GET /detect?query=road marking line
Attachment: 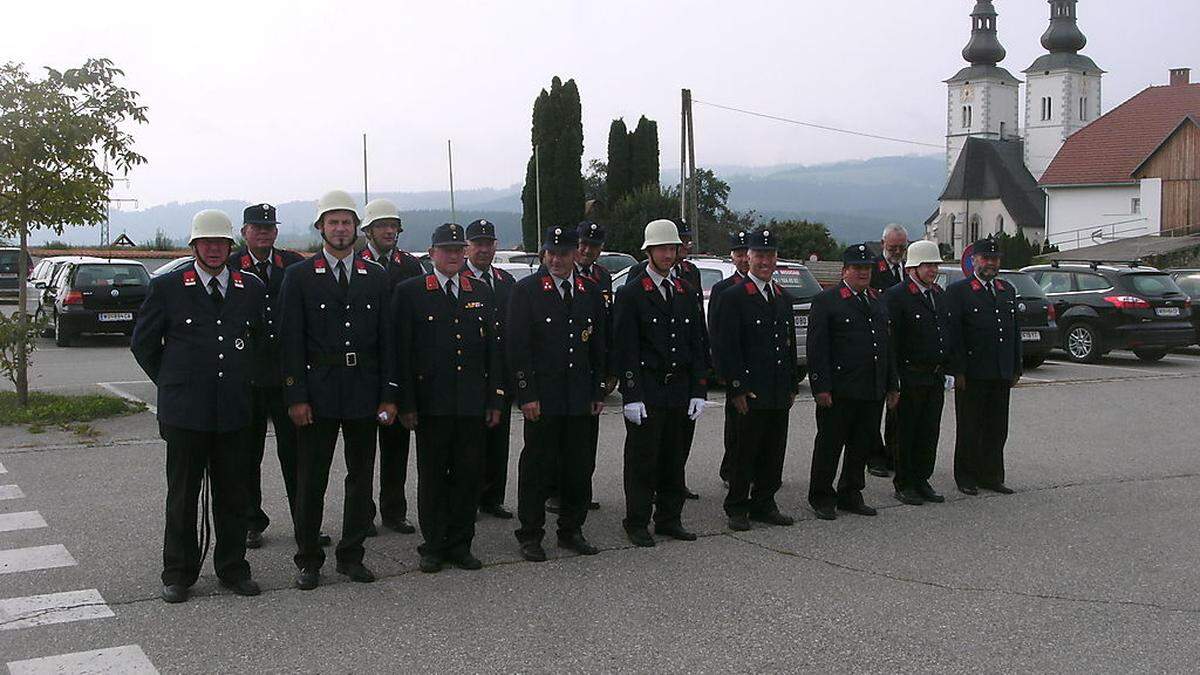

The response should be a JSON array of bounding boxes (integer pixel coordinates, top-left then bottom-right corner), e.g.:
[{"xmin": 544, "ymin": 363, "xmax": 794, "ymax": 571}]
[
  {"xmin": 1066, "ymin": 362, "xmax": 1162, "ymax": 375},
  {"xmin": 0, "ymin": 589, "xmax": 114, "ymax": 631},
  {"xmin": 0, "ymin": 462, "xmax": 6, "ymax": 473},
  {"xmin": 1018, "ymin": 375, "xmax": 1053, "ymax": 383},
  {"xmin": 7, "ymin": 645, "xmax": 158, "ymax": 675},
  {"xmin": 0, "ymin": 545, "xmax": 77, "ymax": 575},
  {"xmin": 0, "ymin": 485, "xmax": 25, "ymax": 501},
  {"xmin": 0, "ymin": 512, "xmax": 47, "ymax": 533},
  {"xmin": 96, "ymin": 380, "xmax": 152, "ymax": 385},
  {"xmin": 96, "ymin": 382, "xmax": 156, "ymax": 415}
]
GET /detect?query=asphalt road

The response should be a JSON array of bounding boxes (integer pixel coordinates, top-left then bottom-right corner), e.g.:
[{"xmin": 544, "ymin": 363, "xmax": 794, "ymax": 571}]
[{"xmin": 2, "ymin": 339, "xmax": 1200, "ymax": 672}]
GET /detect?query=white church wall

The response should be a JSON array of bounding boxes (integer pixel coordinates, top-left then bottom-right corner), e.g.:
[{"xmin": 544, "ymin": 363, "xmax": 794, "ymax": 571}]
[
  {"xmin": 934, "ymin": 199, "xmax": 1020, "ymax": 258},
  {"xmin": 1024, "ymin": 71, "xmax": 1103, "ymax": 179},
  {"xmin": 1045, "ymin": 184, "xmax": 1153, "ymax": 250}
]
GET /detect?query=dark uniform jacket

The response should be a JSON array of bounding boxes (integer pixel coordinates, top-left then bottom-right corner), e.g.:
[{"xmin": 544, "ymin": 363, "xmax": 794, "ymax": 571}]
[
  {"xmin": 278, "ymin": 254, "xmax": 397, "ymax": 419},
  {"xmin": 229, "ymin": 247, "xmax": 304, "ymax": 387},
  {"xmin": 131, "ymin": 265, "xmax": 266, "ymax": 432},
  {"xmin": 577, "ymin": 262, "xmax": 614, "ymax": 362},
  {"xmin": 612, "ymin": 273, "xmax": 707, "ymax": 407},
  {"xmin": 870, "ymin": 258, "xmax": 905, "ymax": 292},
  {"xmin": 707, "ymin": 271, "xmax": 744, "ymax": 374},
  {"xmin": 884, "ymin": 279, "xmax": 956, "ymax": 388},
  {"xmin": 945, "ymin": 275, "xmax": 1022, "ymax": 381},
  {"xmin": 393, "ymin": 272, "xmax": 503, "ymax": 417},
  {"xmin": 715, "ymin": 276, "xmax": 799, "ymax": 409},
  {"xmin": 806, "ymin": 282, "xmax": 897, "ymax": 401},
  {"xmin": 629, "ymin": 258, "xmax": 710, "ymax": 370},
  {"xmin": 463, "ymin": 264, "xmax": 517, "ymax": 392},
  {"xmin": 359, "ymin": 245, "xmax": 425, "ymax": 289},
  {"xmin": 507, "ymin": 272, "xmax": 605, "ymax": 416}
]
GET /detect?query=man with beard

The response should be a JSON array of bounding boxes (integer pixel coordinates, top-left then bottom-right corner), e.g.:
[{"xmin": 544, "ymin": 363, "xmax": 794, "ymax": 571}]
[
  {"xmin": 708, "ymin": 230, "xmax": 750, "ymax": 487},
  {"xmin": 867, "ymin": 223, "xmax": 909, "ymax": 478},
  {"xmin": 280, "ymin": 190, "xmax": 398, "ymax": 590}
]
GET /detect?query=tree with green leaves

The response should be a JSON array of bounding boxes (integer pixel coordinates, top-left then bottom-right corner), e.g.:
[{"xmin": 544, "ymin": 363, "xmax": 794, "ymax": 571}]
[
  {"xmin": 0, "ymin": 58, "xmax": 147, "ymax": 405},
  {"xmin": 605, "ymin": 184, "xmax": 680, "ymax": 257},
  {"xmin": 605, "ymin": 118, "xmax": 630, "ymax": 204},
  {"xmin": 767, "ymin": 219, "xmax": 841, "ymax": 261},
  {"xmin": 629, "ymin": 116, "xmax": 659, "ymax": 192},
  {"xmin": 520, "ymin": 76, "xmax": 584, "ymax": 251}
]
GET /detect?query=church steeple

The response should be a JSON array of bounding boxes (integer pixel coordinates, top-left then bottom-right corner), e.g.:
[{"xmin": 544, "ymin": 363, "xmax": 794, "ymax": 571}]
[
  {"xmin": 962, "ymin": 1, "xmax": 1006, "ymax": 67},
  {"xmin": 1042, "ymin": 0, "xmax": 1087, "ymax": 54}
]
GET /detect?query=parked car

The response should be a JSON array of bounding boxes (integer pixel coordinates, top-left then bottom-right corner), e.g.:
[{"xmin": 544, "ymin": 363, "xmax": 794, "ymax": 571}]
[
  {"xmin": 47, "ymin": 260, "xmax": 151, "ymax": 346},
  {"xmin": 152, "ymin": 255, "xmax": 195, "ymax": 277},
  {"xmin": 596, "ymin": 252, "xmax": 637, "ymax": 273},
  {"xmin": 28, "ymin": 256, "xmax": 108, "ymax": 323},
  {"xmin": 0, "ymin": 246, "xmax": 34, "ymax": 300},
  {"xmin": 935, "ymin": 266, "xmax": 1058, "ymax": 368},
  {"xmin": 415, "ymin": 251, "xmax": 538, "ymax": 277},
  {"xmin": 1166, "ymin": 269, "xmax": 1200, "ymax": 345},
  {"xmin": 1022, "ymin": 261, "xmax": 1193, "ymax": 362}
]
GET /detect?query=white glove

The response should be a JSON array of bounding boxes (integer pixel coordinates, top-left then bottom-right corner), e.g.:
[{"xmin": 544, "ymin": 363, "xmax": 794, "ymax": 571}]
[
  {"xmin": 687, "ymin": 398, "xmax": 707, "ymax": 421},
  {"xmin": 944, "ymin": 375, "xmax": 955, "ymax": 390},
  {"xmin": 623, "ymin": 402, "xmax": 647, "ymax": 425}
]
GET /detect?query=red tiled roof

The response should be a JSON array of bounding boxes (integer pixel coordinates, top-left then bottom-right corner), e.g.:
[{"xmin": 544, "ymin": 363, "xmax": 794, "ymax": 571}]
[{"xmin": 1039, "ymin": 83, "xmax": 1200, "ymax": 186}]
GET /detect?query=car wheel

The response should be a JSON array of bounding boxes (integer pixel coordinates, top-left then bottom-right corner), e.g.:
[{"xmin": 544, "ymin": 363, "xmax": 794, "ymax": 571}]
[
  {"xmin": 1063, "ymin": 322, "xmax": 1101, "ymax": 363},
  {"xmin": 54, "ymin": 313, "xmax": 73, "ymax": 347},
  {"xmin": 1022, "ymin": 354, "xmax": 1046, "ymax": 369},
  {"xmin": 1132, "ymin": 348, "xmax": 1167, "ymax": 362}
]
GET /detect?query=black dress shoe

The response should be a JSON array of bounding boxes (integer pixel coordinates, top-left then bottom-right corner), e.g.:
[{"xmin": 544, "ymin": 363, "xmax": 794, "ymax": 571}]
[
  {"xmin": 655, "ymin": 524, "xmax": 698, "ymax": 541},
  {"xmin": 958, "ymin": 484, "xmax": 979, "ymax": 496},
  {"xmin": 318, "ymin": 533, "xmax": 332, "ymax": 546},
  {"xmin": 837, "ymin": 501, "xmax": 878, "ymax": 516},
  {"xmin": 161, "ymin": 584, "xmax": 189, "ymax": 604},
  {"xmin": 545, "ymin": 497, "xmax": 562, "ymax": 514},
  {"xmin": 894, "ymin": 489, "xmax": 925, "ymax": 506},
  {"xmin": 587, "ymin": 501, "xmax": 601, "ymax": 510},
  {"xmin": 867, "ymin": 465, "xmax": 891, "ymax": 478},
  {"xmin": 419, "ymin": 554, "xmax": 443, "ymax": 573},
  {"xmin": 685, "ymin": 489, "xmax": 700, "ymax": 500},
  {"xmin": 450, "ymin": 553, "xmax": 483, "ymax": 570},
  {"xmin": 728, "ymin": 514, "xmax": 751, "ymax": 531},
  {"xmin": 382, "ymin": 518, "xmax": 417, "ymax": 534},
  {"xmin": 336, "ymin": 562, "xmax": 376, "ymax": 583},
  {"xmin": 295, "ymin": 568, "xmax": 320, "ymax": 590},
  {"xmin": 625, "ymin": 527, "xmax": 656, "ymax": 547},
  {"xmin": 751, "ymin": 511, "xmax": 796, "ymax": 526},
  {"xmin": 220, "ymin": 577, "xmax": 261, "ymax": 596},
  {"xmin": 520, "ymin": 541, "xmax": 547, "ymax": 562},
  {"xmin": 558, "ymin": 533, "xmax": 599, "ymax": 555},
  {"xmin": 917, "ymin": 483, "xmax": 945, "ymax": 503},
  {"xmin": 365, "ymin": 523, "xmax": 379, "ymax": 537},
  {"xmin": 981, "ymin": 482, "xmax": 1015, "ymax": 494},
  {"xmin": 811, "ymin": 504, "xmax": 837, "ymax": 520},
  {"xmin": 480, "ymin": 503, "xmax": 514, "ymax": 519}
]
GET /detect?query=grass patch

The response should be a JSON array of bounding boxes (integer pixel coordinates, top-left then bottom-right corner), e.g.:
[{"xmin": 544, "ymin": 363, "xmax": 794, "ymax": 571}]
[{"xmin": 0, "ymin": 391, "xmax": 145, "ymax": 430}]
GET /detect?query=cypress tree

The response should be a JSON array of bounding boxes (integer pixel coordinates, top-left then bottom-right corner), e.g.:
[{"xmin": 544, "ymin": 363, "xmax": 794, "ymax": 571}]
[
  {"xmin": 606, "ymin": 118, "xmax": 631, "ymax": 205},
  {"xmin": 520, "ymin": 77, "xmax": 585, "ymax": 250},
  {"xmin": 629, "ymin": 116, "xmax": 660, "ymax": 191}
]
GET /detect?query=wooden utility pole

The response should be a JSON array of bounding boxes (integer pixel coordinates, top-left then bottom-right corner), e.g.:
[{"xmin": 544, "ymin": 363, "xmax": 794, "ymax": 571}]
[
  {"xmin": 535, "ymin": 144, "xmax": 543, "ymax": 249},
  {"xmin": 362, "ymin": 133, "xmax": 369, "ymax": 204},
  {"xmin": 448, "ymin": 140, "xmax": 456, "ymax": 223},
  {"xmin": 680, "ymin": 89, "xmax": 699, "ymax": 252},
  {"xmin": 680, "ymin": 89, "xmax": 688, "ymax": 224}
]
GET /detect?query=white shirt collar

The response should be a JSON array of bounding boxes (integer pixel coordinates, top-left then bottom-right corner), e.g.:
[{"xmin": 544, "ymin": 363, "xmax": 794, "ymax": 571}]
[
  {"xmin": 909, "ymin": 274, "xmax": 932, "ymax": 293},
  {"xmin": 193, "ymin": 262, "xmax": 229, "ymax": 292},
  {"xmin": 247, "ymin": 248, "xmax": 272, "ymax": 266},
  {"xmin": 842, "ymin": 281, "xmax": 868, "ymax": 297},
  {"xmin": 549, "ymin": 270, "xmax": 574, "ymax": 297},
  {"xmin": 973, "ymin": 272, "xmax": 993, "ymax": 288},
  {"xmin": 433, "ymin": 267, "xmax": 459, "ymax": 292},
  {"xmin": 366, "ymin": 241, "xmax": 390, "ymax": 261},
  {"xmin": 467, "ymin": 260, "xmax": 492, "ymax": 278},
  {"xmin": 323, "ymin": 248, "xmax": 355, "ymax": 284},
  {"xmin": 645, "ymin": 264, "xmax": 669, "ymax": 288}
]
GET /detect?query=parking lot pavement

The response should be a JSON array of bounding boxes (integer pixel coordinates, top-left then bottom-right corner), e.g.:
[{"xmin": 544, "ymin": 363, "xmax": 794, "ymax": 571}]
[{"xmin": 2, "ymin": 340, "xmax": 1200, "ymax": 671}]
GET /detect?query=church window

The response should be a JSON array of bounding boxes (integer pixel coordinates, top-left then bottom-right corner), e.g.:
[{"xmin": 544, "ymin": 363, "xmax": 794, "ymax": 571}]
[
  {"xmin": 970, "ymin": 215, "xmax": 981, "ymax": 243},
  {"xmin": 962, "ymin": 105, "xmax": 973, "ymax": 128},
  {"xmin": 1041, "ymin": 97, "xmax": 1052, "ymax": 121},
  {"xmin": 1079, "ymin": 97, "xmax": 1087, "ymax": 120},
  {"xmin": 949, "ymin": 215, "xmax": 957, "ymax": 243},
  {"xmin": 997, "ymin": 215, "xmax": 1005, "ymax": 234},
  {"xmin": 1131, "ymin": 198, "xmax": 1141, "ymax": 215}
]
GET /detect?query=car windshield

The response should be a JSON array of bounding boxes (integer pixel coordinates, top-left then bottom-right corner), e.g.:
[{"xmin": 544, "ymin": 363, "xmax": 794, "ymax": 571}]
[
  {"xmin": 597, "ymin": 254, "xmax": 635, "ymax": 273},
  {"xmin": 773, "ymin": 267, "xmax": 821, "ymax": 298},
  {"xmin": 74, "ymin": 264, "xmax": 149, "ymax": 287},
  {"xmin": 0, "ymin": 250, "xmax": 18, "ymax": 274},
  {"xmin": 1174, "ymin": 274, "xmax": 1200, "ymax": 299},
  {"xmin": 1125, "ymin": 273, "xmax": 1182, "ymax": 297},
  {"xmin": 999, "ymin": 271, "xmax": 1044, "ymax": 298},
  {"xmin": 699, "ymin": 268, "xmax": 725, "ymax": 294}
]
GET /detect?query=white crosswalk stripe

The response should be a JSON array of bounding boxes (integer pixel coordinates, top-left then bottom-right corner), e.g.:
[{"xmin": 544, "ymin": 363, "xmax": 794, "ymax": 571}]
[
  {"xmin": 0, "ymin": 485, "xmax": 24, "ymax": 501},
  {"xmin": 0, "ymin": 512, "xmax": 48, "ymax": 534},
  {"xmin": 0, "ymin": 545, "xmax": 77, "ymax": 575},
  {"xmin": 0, "ymin": 589, "xmax": 114, "ymax": 631},
  {"xmin": 7, "ymin": 644, "xmax": 158, "ymax": 674}
]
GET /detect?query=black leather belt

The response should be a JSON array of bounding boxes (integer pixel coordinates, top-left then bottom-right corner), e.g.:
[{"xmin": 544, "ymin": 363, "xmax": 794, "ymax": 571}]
[
  {"xmin": 310, "ymin": 351, "xmax": 378, "ymax": 368},
  {"xmin": 903, "ymin": 363, "xmax": 945, "ymax": 375}
]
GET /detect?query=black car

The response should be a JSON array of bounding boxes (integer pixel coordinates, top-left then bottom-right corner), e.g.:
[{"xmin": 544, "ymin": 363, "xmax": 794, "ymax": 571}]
[
  {"xmin": 0, "ymin": 247, "xmax": 34, "ymax": 299},
  {"xmin": 936, "ymin": 267, "xmax": 1058, "ymax": 368},
  {"xmin": 1022, "ymin": 262, "xmax": 1193, "ymax": 362},
  {"xmin": 48, "ymin": 261, "xmax": 151, "ymax": 346},
  {"xmin": 1166, "ymin": 269, "xmax": 1200, "ymax": 345}
]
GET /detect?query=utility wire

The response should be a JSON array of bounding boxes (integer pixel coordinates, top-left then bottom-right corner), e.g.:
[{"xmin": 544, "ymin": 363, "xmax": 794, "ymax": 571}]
[{"xmin": 692, "ymin": 98, "xmax": 944, "ymax": 149}]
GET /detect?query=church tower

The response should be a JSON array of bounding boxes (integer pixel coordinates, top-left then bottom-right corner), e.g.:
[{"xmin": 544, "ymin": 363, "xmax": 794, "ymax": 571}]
[
  {"xmin": 1022, "ymin": 0, "xmax": 1104, "ymax": 180},
  {"xmin": 944, "ymin": 1, "xmax": 1021, "ymax": 177}
]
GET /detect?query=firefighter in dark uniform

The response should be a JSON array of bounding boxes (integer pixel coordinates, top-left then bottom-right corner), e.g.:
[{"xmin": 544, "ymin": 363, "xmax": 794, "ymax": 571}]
[
  {"xmin": 132, "ymin": 209, "xmax": 266, "ymax": 603},
  {"xmin": 393, "ymin": 223, "xmax": 504, "ymax": 574},
  {"xmin": 279, "ymin": 190, "xmax": 398, "ymax": 590},
  {"xmin": 806, "ymin": 243, "xmax": 899, "ymax": 520},
  {"xmin": 508, "ymin": 225, "xmax": 606, "ymax": 562},
  {"xmin": 946, "ymin": 236, "xmax": 1021, "ymax": 495},
  {"xmin": 708, "ymin": 230, "xmax": 750, "ymax": 487},
  {"xmin": 883, "ymin": 240, "xmax": 953, "ymax": 506},
  {"xmin": 359, "ymin": 198, "xmax": 424, "ymax": 535},
  {"xmin": 867, "ymin": 223, "xmax": 909, "ymax": 477},
  {"xmin": 613, "ymin": 219, "xmax": 708, "ymax": 547},
  {"xmin": 229, "ymin": 203, "xmax": 305, "ymax": 550},
  {"xmin": 462, "ymin": 218, "xmax": 518, "ymax": 520},
  {"xmin": 574, "ymin": 220, "xmax": 614, "ymax": 511},
  {"xmin": 715, "ymin": 227, "xmax": 798, "ymax": 531}
]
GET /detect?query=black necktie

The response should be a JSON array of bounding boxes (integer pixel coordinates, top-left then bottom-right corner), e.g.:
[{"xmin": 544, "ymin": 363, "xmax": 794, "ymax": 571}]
[
  {"xmin": 765, "ymin": 283, "xmax": 774, "ymax": 303},
  {"xmin": 336, "ymin": 261, "xmax": 349, "ymax": 294},
  {"xmin": 925, "ymin": 289, "xmax": 936, "ymax": 310},
  {"xmin": 858, "ymin": 292, "xmax": 870, "ymax": 311},
  {"xmin": 445, "ymin": 279, "xmax": 456, "ymax": 299},
  {"xmin": 561, "ymin": 279, "xmax": 572, "ymax": 305},
  {"xmin": 209, "ymin": 278, "xmax": 223, "ymax": 306},
  {"xmin": 986, "ymin": 281, "xmax": 995, "ymax": 297},
  {"xmin": 661, "ymin": 279, "xmax": 672, "ymax": 302},
  {"xmin": 482, "ymin": 270, "xmax": 493, "ymax": 290},
  {"xmin": 255, "ymin": 261, "xmax": 270, "ymax": 282}
]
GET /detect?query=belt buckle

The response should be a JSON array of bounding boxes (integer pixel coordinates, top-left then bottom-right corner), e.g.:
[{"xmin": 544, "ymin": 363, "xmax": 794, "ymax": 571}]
[{"xmin": 345, "ymin": 352, "xmax": 358, "ymax": 367}]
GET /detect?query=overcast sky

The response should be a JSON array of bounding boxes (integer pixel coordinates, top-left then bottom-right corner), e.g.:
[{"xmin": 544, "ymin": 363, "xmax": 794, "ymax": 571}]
[{"xmin": 4, "ymin": 0, "xmax": 1197, "ymax": 208}]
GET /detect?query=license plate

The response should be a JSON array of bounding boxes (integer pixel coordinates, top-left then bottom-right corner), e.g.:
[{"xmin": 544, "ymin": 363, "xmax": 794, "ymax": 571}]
[
  {"xmin": 1156, "ymin": 307, "xmax": 1181, "ymax": 317},
  {"xmin": 796, "ymin": 315, "xmax": 808, "ymax": 328},
  {"xmin": 1020, "ymin": 331, "xmax": 1040, "ymax": 341},
  {"xmin": 98, "ymin": 312, "xmax": 133, "ymax": 322}
]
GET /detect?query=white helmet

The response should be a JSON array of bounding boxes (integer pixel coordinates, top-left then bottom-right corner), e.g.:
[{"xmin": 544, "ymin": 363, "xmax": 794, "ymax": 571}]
[
  {"xmin": 362, "ymin": 198, "xmax": 402, "ymax": 231},
  {"xmin": 313, "ymin": 190, "xmax": 360, "ymax": 229},
  {"xmin": 905, "ymin": 240, "xmax": 942, "ymax": 268},
  {"xmin": 641, "ymin": 219, "xmax": 683, "ymax": 250},
  {"xmin": 188, "ymin": 209, "xmax": 235, "ymax": 244}
]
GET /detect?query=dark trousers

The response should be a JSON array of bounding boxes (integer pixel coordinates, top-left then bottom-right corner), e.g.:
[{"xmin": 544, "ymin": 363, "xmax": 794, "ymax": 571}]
[
  {"xmin": 479, "ymin": 400, "xmax": 513, "ymax": 507},
  {"xmin": 894, "ymin": 383, "xmax": 945, "ymax": 492},
  {"xmin": 515, "ymin": 415, "xmax": 593, "ymax": 543},
  {"xmin": 415, "ymin": 415, "xmax": 485, "ymax": 559},
  {"xmin": 724, "ymin": 407, "xmax": 789, "ymax": 517},
  {"xmin": 623, "ymin": 405, "xmax": 689, "ymax": 529},
  {"xmin": 293, "ymin": 417, "xmax": 377, "ymax": 571},
  {"xmin": 160, "ymin": 423, "xmax": 250, "ymax": 586},
  {"xmin": 954, "ymin": 379, "xmax": 1011, "ymax": 488},
  {"xmin": 867, "ymin": 404, "xmax": 898, "ymax": 470},
  {"xmin": 375, "ymin": 422, "xmax": 411, "ymax": 523},
  {"xmin": 808, "ymin": 396, "xmax": 883, "ymax": 508},
  {"xmin": 245, "ymin": 385, "xmax": 298, "ymax": 533},
  {"xmin": 547, "ymin": 413, "xmax": 600, "ymax": 503},
  {"xmin": 718, "ymin": 396, "xmax": 736, "ymax": 482}
]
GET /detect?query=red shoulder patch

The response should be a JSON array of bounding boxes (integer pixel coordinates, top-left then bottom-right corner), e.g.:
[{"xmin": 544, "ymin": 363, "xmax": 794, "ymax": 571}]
[
  {"xmin": 970, "ymin": 279, "xmax": 983, "ymax": 292},
  {"xmin": 908, "ymin": 282, "xmax": 920, "ymax": 294},
  {"xmin": 575, "ymin": 276, "xmax": 587, "ymax": 293},
  {"xmin": 354, "ymin": 258, "xmax": 367, "ymax": 273},
  {"xmin": 460, "ymin": 275, "xmax": 473, "ymax": 292},
  {"xmin": 673, "ymin": 278, "xmax": 685, "ymax": 294},
  {"xmin": 641, "ymin": 276, "xmax": 655, "ymax": 292},
  {"xmin": 313, "ymin": 256, "xmax": 327, "ymax": 272},
  {"xmin": 461, "ymin": 267, "xmax": 475, "ymax": 278},
  {"xmin": 745, "ymin": 280, "xmax": 759, "ymax": 295},
  {"xmin": 425, "ymin": 274, "xmax": 439, "ymax": 291},
  {"xmin": 359, "ymin": 248, "xmax": 373, "ymax": 261},
  {"xmin": 273, "ymin": 252, "xmax": 283, "ymax": 267},
  {"xmin": 839, "ymin": 286, "xmax": 852, "ymax": 299},
  {"xmin": 239, "ymin": 254, "xmax": 252, "ymax": 270},
  {"xmin": 231, "ymin": 271, "xmax": 245, "ymax": 289},
  {"xmin": 878, "ymin": 259, "xmax": 887, "ymax": 272},
  {"xmin": 993, "ymin": 279, "xmax": 1006, "ymax": 291},
  {"xmin": 182, "ymin": 269, "xmax": 197, "ymax": 287},
  {"xmin": 542, "ymin": 276, "xmax": 556, "ymax": 292},
  {"xmin": 495, "ymin": 267, "xmax": 511, "ymax": 281},
  {"xmin": 868, "ymin": 287, "xmax": 879, "ymax": 300}
]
